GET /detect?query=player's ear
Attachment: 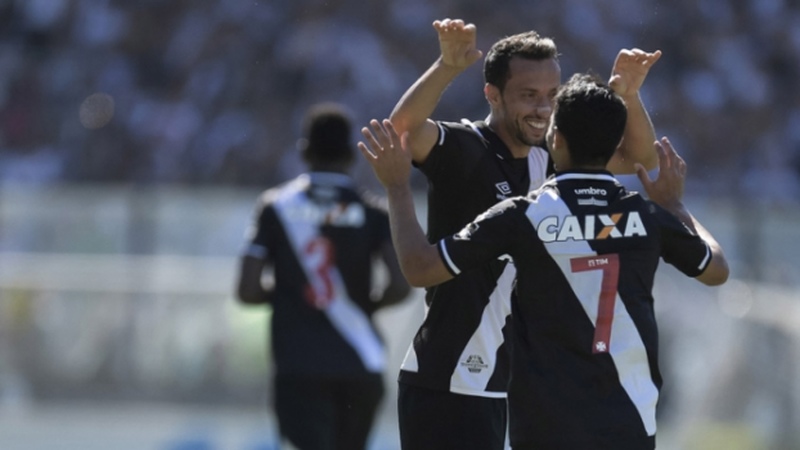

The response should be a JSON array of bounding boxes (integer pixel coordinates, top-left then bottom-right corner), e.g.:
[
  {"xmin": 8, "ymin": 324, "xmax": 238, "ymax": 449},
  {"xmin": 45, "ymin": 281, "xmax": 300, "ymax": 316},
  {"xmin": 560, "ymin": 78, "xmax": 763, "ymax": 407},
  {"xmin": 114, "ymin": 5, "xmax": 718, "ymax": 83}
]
[{"xmin": 484, "ymin": 83, "xmax": 501, "ymax": 107}]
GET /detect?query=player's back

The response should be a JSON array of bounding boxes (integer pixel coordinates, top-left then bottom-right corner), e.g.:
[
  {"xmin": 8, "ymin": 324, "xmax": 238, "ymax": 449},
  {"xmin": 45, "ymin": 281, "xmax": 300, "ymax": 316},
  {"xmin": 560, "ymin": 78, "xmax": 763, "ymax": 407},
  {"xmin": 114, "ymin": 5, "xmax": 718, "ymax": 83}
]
[
  {"xmin": 258, "ymin": 173, "xmax": 390, "ymax": 377},
  {"xmin": 506, "ymin": 171, "xmax": 710, "ymax": 448}
]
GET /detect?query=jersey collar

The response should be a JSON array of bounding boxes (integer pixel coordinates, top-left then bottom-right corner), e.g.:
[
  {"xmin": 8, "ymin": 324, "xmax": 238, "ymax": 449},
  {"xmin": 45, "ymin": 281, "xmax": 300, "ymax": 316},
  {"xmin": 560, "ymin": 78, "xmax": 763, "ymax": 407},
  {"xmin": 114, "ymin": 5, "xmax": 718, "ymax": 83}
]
[{"xmin": 541, "ymin": 170, "xmax": 618, "ymax": 189}]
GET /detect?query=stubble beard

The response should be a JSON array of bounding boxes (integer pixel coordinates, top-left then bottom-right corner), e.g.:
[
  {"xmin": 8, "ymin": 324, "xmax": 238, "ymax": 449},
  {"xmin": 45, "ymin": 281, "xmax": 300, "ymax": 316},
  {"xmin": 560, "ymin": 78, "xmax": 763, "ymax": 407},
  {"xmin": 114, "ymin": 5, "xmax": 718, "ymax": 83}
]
[{"xmin": 514, "ymin": 118, "xmax": 546, "ymax": 148}]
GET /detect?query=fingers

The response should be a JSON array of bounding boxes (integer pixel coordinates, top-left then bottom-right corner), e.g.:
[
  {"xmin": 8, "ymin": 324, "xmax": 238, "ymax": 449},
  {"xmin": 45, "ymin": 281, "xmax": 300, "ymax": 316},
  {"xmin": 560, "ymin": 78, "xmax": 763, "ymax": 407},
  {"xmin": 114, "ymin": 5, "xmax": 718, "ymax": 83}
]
[
  {"xmin": 360, "ymin": 120, "xmax": 385, "ymax": 154},
  {"xmin": 634, "ymin": 162, "xmax": 652, "ymax": 187},
  {"xmin": 617, "ymin": 48, "xmax": 662, "ymax": 67},
  {"xmin": 360, "ymin": 119, "xmax": 403, "ymax": 156},
  {"xmin": 434, "ymin": 18, "xmax": 467, "ymax": 32},
  {"xmin": 659, "ymin": 136, "xmax": 687, "ymax": 176},
  {"xmin": 649, "ymin": 50, "xmax": 663, "ymax": 65},
  {"xmin": 357, "ymin": 141, "xmax": 376, "ymax": 160}
]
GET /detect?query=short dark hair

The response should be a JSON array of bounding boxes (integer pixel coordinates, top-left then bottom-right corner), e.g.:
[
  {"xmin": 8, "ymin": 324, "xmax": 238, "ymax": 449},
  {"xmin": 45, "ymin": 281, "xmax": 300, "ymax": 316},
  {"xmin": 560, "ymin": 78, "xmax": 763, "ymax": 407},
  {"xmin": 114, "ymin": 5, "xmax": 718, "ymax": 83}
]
[
  {"xmin": 483, "ymin": 31, "xmax": 559, "ymax": 92},
  {"xmin": 553, "ymin": 73, "xmax": 627, "ymax": 167},
  {"xmin": 300, "ymin": 102, "xmax": 354, "ymax": 165}
]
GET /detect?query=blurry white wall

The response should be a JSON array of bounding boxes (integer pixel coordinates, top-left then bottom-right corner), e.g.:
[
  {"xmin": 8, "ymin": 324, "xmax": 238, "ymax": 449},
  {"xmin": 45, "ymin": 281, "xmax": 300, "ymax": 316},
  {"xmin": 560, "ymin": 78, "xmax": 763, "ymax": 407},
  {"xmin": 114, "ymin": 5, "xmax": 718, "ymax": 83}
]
[{"xmin": 0, "ymin": 186, "xmax": 798, "ymax": 449}]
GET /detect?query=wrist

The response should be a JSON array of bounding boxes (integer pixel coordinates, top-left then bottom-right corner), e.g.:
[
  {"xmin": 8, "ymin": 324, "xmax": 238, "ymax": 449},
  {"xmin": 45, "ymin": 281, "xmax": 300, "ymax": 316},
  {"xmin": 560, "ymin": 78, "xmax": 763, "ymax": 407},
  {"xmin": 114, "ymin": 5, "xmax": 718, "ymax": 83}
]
[
  {"xmin": 618, "ymin": 90, "xmax": 641, "ymax": 103},
  {"xmin": 385, "ymin": 181, "xmax": 413, "ymax": 195},
  {"xmin": 434, "ymin": 57, "xmax": 466, "ymax": 77}
]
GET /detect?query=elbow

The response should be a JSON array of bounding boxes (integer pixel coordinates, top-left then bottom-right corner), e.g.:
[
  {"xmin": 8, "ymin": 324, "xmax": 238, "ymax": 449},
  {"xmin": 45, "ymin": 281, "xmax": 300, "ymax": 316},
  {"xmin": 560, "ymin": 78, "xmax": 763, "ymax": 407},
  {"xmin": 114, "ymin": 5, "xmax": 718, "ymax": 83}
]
[
  {"xmin": 399, "ymin": 256, "xmax": 445, "ymax": 289},
  {"xmin": 404, "ymin": 273, "xmax": 433, "ymax": 289},
  {"xmin": 388, "ymin": 113, "xmax": 409, "ymax": 135},
  {"xmin": 698, "ymin": 259, "xmax": 730, "ymax": 287},
  {"xmin": 704, "ymin": 268, "xmax": 730, "ymax": 287}
]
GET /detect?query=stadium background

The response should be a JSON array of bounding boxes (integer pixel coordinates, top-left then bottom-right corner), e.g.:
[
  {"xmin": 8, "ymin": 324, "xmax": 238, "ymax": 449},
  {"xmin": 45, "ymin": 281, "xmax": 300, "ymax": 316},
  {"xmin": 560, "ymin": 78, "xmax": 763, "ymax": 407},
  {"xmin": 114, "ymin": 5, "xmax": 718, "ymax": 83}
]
[{"xmin": 0, "ymin": 1, "xmax": 798, "ymax": 449}]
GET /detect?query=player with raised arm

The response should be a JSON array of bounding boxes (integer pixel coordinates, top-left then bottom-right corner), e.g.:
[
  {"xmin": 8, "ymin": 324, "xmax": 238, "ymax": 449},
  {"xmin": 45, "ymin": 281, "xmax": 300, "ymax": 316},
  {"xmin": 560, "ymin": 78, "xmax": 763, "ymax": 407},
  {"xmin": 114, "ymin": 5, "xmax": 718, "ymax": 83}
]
[
  {"xmin": 387, "ymin": 18, "xmax": 662, "ymax": 449},
  {"xmin": 360, "ymin": 73, "xmax": 729, "ymax": 449}
]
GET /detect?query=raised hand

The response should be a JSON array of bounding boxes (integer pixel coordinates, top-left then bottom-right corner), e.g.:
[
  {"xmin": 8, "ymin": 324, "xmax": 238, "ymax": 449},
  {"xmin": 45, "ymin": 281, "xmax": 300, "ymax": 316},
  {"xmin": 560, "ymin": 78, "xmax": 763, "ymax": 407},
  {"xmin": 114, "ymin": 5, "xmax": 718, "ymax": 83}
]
[
  {"xmin": 433, "ymin": 18, "xmax": 483, "ymax": 71},
  {"xmin": 635, "ymin": 136, "xmax": 686, "ymax": 209},
  {"xmin": 359, "ymin": 119, "xmax": 412, "ymax": 189},
  {"xmin": 608, "ymin": 48, "xmax": 662, "ymax": 98}
]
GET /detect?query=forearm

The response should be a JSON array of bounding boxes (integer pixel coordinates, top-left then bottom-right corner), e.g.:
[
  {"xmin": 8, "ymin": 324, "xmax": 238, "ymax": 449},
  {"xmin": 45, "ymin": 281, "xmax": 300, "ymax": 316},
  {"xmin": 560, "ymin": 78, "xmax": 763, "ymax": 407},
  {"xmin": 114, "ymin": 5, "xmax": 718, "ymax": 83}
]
[
  {"xmin": 385, "ymin": 184, "xmax": 452, "ymax": 287},
  {"xmin": 390, "ymin": 58, "xmax": 462, "ymax": 133},
  {"xmin": 612, "ymin": 93, "xmax": 658, "ymax": 173}
]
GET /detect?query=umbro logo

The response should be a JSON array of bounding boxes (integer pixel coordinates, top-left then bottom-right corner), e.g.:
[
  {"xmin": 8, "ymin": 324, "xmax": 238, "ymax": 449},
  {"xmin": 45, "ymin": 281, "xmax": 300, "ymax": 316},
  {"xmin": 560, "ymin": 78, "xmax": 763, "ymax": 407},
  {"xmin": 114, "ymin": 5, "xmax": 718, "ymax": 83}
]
[{"xmin": 495, "ymin": 182, "xmax": 512, "ymax": 200}]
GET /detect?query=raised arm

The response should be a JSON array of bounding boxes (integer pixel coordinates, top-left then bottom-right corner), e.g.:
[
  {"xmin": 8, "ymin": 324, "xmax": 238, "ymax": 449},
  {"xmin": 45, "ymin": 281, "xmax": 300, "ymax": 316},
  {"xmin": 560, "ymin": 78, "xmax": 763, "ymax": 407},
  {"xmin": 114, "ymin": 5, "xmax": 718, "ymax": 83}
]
[
  {"xmin": 607, "ymin": 48, "xmax": 662, "ymax": 174},
  {"xmin": 389, "ymin": 19, "xmax": 483, "ymax": 164},
  {"xmin": 358, "ymin": 119, "xmax": 453, "ymax": 287},
  {"xmin": 636, "ymin": 137, "xmax": 729, "ymax": 286}
]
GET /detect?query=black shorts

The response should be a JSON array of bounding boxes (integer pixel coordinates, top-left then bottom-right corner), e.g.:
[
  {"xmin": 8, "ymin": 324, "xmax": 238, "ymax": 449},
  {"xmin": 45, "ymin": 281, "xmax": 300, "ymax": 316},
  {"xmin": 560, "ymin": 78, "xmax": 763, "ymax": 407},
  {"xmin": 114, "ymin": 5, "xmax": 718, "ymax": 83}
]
[
  {"xmin": 398, "ymin": 382, "xmax": 507, "ymax": 450},
  {"xmin": 274, "ymin": 373, "xmax": 385, "ymax": 450}
]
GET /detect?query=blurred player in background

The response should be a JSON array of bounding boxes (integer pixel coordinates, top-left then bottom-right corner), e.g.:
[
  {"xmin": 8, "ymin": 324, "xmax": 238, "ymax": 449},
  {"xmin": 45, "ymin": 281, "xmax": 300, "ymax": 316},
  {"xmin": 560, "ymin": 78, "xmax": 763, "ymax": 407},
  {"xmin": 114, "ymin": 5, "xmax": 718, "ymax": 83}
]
[
  {"xmin": 360, "ymin": 73, "xmax": 729, "ymax": 449},
  {"xmin": 387, "ymin": 18, "xmax": 661, "ymax": 449},
  {"xmin": 236, "ymin": 102, "xmax": 411, "ymax": 450}
]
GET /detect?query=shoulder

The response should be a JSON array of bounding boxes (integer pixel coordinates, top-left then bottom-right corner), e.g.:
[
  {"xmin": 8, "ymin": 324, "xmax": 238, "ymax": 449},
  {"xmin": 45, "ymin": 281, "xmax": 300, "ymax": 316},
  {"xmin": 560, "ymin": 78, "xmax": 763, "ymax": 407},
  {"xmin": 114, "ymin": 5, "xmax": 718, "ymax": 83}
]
[
  {"xmin": 435, "ymin": 119, "xmax": 488, "ymax": 143},
  {"xmin": 477, "ymin": 196, "xmax": 531, "ymax": 222}
]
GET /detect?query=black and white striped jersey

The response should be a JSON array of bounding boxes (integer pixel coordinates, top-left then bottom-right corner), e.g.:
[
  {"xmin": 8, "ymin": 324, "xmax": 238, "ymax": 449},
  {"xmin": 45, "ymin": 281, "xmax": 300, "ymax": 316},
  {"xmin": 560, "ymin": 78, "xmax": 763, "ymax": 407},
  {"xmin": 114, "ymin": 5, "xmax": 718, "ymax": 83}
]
[
  {"xmin": 399, "ymin": 120, "xmax": 552, "ymax": 397},
  {"xmin": 438, "ymin": 171, "xmax": 711, "ymax": 448},
  {"xmin": 244, "ymin": 172, "xmax": 392, "ymax": 377}
]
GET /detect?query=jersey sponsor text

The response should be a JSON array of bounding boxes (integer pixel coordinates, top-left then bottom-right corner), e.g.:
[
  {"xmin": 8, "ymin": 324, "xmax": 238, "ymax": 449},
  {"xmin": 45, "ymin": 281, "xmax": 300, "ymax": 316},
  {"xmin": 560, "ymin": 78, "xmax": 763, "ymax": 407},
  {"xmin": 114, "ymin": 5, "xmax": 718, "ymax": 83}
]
[{"xmin": 535, "ymin": 211, "xmax": 646, "ymax": 242}]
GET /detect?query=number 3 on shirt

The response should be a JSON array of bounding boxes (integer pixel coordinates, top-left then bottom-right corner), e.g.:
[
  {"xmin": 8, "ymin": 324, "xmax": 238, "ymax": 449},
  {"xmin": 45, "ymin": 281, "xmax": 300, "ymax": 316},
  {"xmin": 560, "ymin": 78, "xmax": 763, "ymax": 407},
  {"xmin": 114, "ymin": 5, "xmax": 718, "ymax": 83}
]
[
  {"xmin": 303, "ymin": 236, "xmax": 336, "ymax": 309},
  {"xmin": 570, "ymin": 254, "xmax": 620, "ymax": 354}
]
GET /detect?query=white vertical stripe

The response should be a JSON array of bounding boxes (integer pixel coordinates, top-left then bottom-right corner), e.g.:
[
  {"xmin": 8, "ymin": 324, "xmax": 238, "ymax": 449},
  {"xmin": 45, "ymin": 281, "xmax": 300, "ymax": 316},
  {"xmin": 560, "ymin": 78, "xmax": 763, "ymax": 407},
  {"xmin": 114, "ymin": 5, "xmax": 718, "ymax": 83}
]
[
  {"xmin": 448, "ymin": 262, "xmax": 514, "ymax": 398},
  {"xmin": 273, "ymin": 177, "xmax": 385, "ymax": 373},
  {"xmin": 527, "ymin": 146, "xmax": 550, "ymax": 191},
  {"xmin": 525, "ymin": 196, "xmax": 658, "ymax": 435}
]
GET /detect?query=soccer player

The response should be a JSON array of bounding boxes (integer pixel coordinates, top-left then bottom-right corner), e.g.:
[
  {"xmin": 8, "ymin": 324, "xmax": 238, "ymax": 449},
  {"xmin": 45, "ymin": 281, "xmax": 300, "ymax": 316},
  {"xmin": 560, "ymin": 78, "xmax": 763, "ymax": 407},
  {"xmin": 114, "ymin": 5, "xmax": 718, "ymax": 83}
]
[
  {"xmin": 387, "ymin": 18, "xmax": 662, "ymax": 449},
  {"xmin": 359, "ymin": 73, "xmax": 729, "ymax": 449},
  {"xmin": 236, "ymin": 102, "xmax": 411, "ymax": 450}
]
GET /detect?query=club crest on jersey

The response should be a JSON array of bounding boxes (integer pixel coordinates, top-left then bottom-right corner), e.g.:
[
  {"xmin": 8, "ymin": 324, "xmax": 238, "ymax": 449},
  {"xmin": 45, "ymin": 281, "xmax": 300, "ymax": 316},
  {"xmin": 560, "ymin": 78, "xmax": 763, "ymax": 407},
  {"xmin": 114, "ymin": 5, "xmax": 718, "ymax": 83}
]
[
  {"xmin": 461, "ymin": 354, "xmax": 489, "ymax": 373},
  {"xmin": 536, "ymin": 211, "xmax": 646, "ymax": 242},
  {"xmin": 495, "ymin": 181, "xmax": 512, "ymax": 200}
]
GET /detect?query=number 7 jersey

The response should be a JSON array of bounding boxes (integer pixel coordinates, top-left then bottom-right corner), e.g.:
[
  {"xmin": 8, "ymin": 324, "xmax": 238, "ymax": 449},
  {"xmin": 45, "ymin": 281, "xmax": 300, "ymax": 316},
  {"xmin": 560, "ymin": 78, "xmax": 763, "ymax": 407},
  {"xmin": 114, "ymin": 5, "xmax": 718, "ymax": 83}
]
[{"xmin": 438, "ymin": 170, "xmax": 712, "ymax": 449}]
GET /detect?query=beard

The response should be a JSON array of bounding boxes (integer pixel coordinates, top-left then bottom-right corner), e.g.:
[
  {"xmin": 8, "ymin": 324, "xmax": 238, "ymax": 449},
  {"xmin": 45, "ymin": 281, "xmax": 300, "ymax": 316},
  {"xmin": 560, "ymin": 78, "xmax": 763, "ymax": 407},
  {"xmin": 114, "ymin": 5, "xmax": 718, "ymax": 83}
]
[{"xmin": 512, "ymin": 118, "xmax": 546, "ymax": 148}]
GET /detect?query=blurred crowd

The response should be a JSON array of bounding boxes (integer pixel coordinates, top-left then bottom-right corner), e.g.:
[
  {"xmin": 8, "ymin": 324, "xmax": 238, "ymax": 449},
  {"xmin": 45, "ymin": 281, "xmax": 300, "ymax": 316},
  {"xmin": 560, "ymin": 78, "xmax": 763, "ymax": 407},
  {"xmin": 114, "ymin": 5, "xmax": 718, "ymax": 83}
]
[{"xmin": 0, "ymin": 0, "xmax": 799, "ymax": 200}]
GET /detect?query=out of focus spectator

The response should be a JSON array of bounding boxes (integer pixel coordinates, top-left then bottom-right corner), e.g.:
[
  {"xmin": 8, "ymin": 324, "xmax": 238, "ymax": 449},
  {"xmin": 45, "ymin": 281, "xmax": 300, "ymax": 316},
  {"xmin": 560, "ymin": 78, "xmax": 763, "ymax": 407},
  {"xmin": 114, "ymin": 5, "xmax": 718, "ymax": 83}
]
[{"xmin": 0, "ymin": 0, "xmax": 798, "ymax": 201}]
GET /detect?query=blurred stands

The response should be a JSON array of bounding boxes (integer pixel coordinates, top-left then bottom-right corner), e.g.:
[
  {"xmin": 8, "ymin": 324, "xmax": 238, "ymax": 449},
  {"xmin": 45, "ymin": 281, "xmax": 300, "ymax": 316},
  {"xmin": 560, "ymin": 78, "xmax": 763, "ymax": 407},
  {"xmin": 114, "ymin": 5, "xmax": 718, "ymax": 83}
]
[{"xmin": 0, "ymin": 0, "xmax": 798, "ymax": 198}]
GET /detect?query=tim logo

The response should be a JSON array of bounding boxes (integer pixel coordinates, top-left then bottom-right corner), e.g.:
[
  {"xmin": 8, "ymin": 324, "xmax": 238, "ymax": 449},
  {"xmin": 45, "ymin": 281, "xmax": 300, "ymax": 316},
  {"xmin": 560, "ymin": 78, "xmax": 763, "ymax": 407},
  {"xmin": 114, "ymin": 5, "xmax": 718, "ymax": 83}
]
[
  {"xmin": 461, "ymin": 354, "xmax": 489, "ymax": 373},
  {"xmin": 536, "ymin": 211, "xmax": 647, "ymax": 242},
  {"xmin": 495, "ymin": 182, "xmax": 512, "ymax": 200}
]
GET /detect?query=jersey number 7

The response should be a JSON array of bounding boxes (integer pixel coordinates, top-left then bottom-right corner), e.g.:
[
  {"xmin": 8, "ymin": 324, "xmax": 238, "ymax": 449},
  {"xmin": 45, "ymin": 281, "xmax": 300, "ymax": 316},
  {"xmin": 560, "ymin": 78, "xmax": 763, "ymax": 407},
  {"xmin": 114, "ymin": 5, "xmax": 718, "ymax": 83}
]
[{"xmin": 570, "ymin": 254, "xmax": 620, "ymax": 354}]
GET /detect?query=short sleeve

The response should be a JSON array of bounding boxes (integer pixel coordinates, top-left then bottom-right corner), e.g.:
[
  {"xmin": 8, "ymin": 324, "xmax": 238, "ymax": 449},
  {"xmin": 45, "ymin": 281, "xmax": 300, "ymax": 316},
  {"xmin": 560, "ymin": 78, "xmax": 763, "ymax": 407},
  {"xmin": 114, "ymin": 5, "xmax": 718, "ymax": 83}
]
[
  {"xmin": 655, "ymin": 203, "xmax": 712, "ymax": 277},
  {"xmin": 438, "ymin": 198, "xmax": 526, "ymax": 276}
]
